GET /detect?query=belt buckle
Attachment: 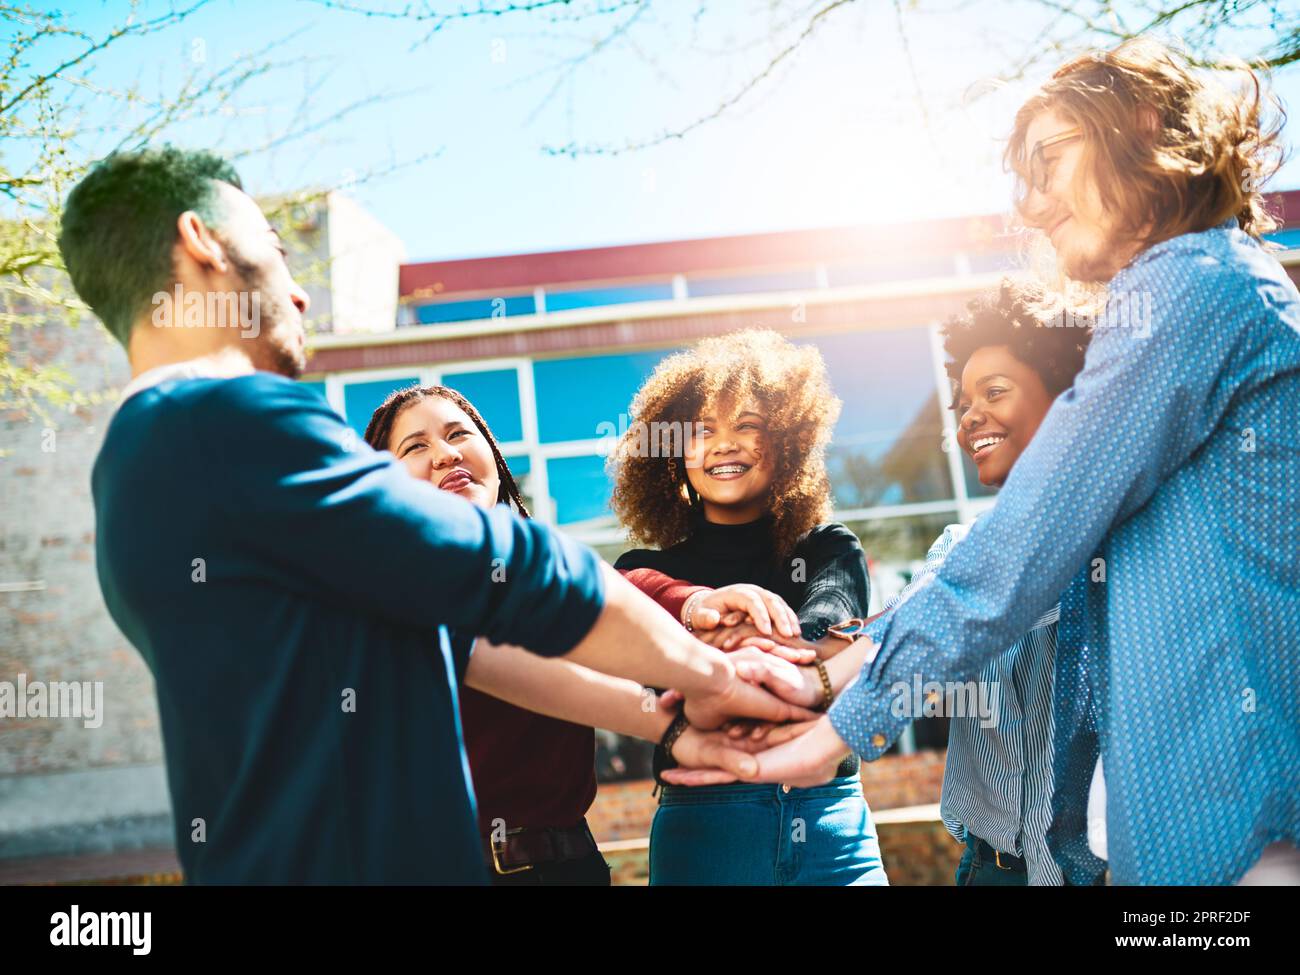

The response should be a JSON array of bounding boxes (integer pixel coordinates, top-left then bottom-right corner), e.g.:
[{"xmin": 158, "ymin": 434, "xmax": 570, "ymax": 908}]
[{"xmin": 489, "ymin": 831, "xmax": 534, "ymax": 876}]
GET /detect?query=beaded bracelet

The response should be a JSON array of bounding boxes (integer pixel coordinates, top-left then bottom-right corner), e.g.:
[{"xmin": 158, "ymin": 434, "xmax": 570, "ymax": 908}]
[
  {"xmin": 682, "ymin": 590, "xmax": 708, "ymax": 633},
  {"xmin": 814, "ymin": 659, "xmax": 834, "ymax": 710}
]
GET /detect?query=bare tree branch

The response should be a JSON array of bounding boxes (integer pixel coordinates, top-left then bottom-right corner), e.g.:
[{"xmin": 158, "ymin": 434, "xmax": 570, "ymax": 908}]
[
  {"xmin": 0, "ymin": 0, "xmax": 214, "ymax": 117},
  {"xmin": 296, "ymin": 0, "xmax": 1300, "ymax": 156},
  {"xmin": 542, "ymin": 0, "xmax": 861, "ymax": 156},
  {"xmin": 301, "ymin": 0, "xmax": 644, "ymax": 49}
]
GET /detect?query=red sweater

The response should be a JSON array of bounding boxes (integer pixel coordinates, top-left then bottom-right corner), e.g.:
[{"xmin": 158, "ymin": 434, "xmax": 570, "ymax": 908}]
[{"xmin": 460, "ymin": 567, "xmax": 704, "ymax": 835}]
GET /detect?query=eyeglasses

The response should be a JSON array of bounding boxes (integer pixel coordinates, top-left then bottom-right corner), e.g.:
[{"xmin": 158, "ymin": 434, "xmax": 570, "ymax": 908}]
[{"xmin": 1027, "ymin": 128, "xmax": 1081, "ymax": 194}]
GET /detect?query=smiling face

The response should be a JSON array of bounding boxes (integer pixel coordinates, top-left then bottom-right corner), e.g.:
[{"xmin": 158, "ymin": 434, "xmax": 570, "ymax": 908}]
[
  {"xmin": 956, "ymin": 345, "xmax": 1058, "ymax": 487},
  {"xmin": 1019, "ymin": 109, "xmax": 1139, "ymax": 284},
  {"xmin": 387, "ymin": 395, "xmax": 501, "ymax": 510},
  {"xmin": 684, "ymin": 393, "xmax": 775, "ymax": 524}
]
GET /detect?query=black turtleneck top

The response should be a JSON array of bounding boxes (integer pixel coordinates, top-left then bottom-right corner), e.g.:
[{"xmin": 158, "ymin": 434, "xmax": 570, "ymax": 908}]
[{"xmin": 614, "ymin": 513, "xmax": 868, "ymax": 778}]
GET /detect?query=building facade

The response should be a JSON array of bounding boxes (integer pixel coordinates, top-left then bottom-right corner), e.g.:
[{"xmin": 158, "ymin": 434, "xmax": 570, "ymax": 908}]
[{"xmin": 303, "ymin": 194, "xmax": 1300, "ymax": 604}]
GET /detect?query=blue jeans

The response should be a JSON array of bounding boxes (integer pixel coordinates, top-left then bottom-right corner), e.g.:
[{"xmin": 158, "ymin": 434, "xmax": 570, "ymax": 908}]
[
  {"xmin": 954, "ymin": 835, "xmax": 1029, "ymax": 886},
  {"xmin": 649, "ymin": 775, "xmax": 889, "ymax": 885}
]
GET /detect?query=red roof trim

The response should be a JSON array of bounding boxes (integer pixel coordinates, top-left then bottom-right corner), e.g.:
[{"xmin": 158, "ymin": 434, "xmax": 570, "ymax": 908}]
[
  {"xmin": 399, "ymin": 213, "xmax": 1015, "ymax": 299},
  {"xmin": 398, "ymin": 189, "xmax": 1300, "ymax": 300}
]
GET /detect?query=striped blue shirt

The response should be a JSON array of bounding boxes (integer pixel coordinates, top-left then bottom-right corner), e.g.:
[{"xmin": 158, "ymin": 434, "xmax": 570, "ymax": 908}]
[{"xmin": 873, "ymin": 522, "xmax": 1063, "ymax": 885}]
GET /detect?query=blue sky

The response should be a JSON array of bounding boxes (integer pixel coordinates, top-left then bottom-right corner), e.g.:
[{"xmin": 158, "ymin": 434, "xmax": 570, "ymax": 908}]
[{"xmin": 17, "ymin": 0, "xmax": 1300, "ymax": 261}]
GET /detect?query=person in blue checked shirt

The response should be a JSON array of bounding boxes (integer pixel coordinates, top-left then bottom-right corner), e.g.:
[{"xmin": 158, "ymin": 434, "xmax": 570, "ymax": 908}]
[{"xmin": 664, "ymin": 37, "xmax": 1300, "ymax": 886}]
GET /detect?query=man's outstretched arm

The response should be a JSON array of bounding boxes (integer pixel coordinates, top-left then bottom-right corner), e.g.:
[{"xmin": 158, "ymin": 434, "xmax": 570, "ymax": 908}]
[{"xmin": 197, "ymin": 375, "xmax": 815, "ymax": 728}]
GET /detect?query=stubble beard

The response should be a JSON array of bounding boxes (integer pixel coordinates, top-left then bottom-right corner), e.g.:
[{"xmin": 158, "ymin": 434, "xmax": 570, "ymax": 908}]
[{"xmin": 224, "ymin": 242, "xmax": 307, "ymax": 379}]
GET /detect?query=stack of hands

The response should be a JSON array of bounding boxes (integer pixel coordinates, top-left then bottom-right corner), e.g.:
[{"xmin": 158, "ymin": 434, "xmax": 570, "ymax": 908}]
[{"xmin": 655, "ymin": 584, "xmax": 869, "ymax": 790}]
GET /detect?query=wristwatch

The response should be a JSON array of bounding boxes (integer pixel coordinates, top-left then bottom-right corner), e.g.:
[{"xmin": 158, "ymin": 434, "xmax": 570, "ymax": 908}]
[
  {"xmin": 826, "ymin": 617, "xmax": 870, "ymax": 643},
  {"xmin": 652, "ymin": 712, "xmax": 690, "ymax": 785}
]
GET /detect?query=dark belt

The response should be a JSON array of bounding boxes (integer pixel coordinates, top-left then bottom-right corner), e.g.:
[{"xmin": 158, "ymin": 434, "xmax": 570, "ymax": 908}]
[
  {"xmin": 970, "ymin": 834, "xmax": 1027, "ymax": 872},
  {"xmin": 482, "ymin": 822, "xmax": 599, "ymax": 876}
]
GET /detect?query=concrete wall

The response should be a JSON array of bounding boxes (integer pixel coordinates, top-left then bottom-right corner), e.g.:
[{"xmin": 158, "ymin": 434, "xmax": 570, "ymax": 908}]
[
  {"xmin": 0, "ymin": 311, "xmax": 173, "ymax": 858},
  {"xmin": 326, "ymin": 192, "xmax": 405, "ymax": 335}
]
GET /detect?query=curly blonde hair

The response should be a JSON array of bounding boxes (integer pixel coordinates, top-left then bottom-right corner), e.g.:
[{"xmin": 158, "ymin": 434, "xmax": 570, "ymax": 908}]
[{"xmin": 608, "ymin": 329, "xmax": 840, "ymax": 559}]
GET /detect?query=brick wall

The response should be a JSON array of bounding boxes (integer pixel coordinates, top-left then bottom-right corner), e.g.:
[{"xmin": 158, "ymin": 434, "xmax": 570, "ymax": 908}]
[
  {"xmin": 586, "ymin": 779, "xmax": 659, "ymax": 842},
  {"xmin": 860, "ymin": 748, "xmax": 948, "ymax": 810},
  {"xmin": 876, "ymin": 812, "xmax": 964, "ymax": 886},
  {"xmin": 1, "ymin": 314, "xmax": 161, "ymax": 778}
]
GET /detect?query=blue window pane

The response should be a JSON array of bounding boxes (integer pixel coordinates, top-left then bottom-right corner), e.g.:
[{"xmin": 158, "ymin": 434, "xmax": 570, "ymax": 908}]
[
  {"xmin": 342, "ymin": 376, "xmax": 420, "ymax": 437},
  {"xmin": 804, "ymin": 330, "xmax": 952, "ymax": 508},
  {"xmin": 545, "ymin": 281, "xmax": 674, "ymax": 312},
  {"xmin": 503, "ymin": 454, "xmax": 531, "ymax": 476},
  {"xmin": 441, "ymin": 369, "xmax": 523, "ymax": 443},
  {"xmin": 1264, "ymin": 228, "xmax": 1300, "ymax": 250},
  {"xmin": 547, "ymin": 455, "xmax": 612, "ymax": 525},
  {"xmin": 533, "ymin": 350, "xmax": 675, "ymax": 444},
  {"xmin": 412, "ymin": 294, "xmax": 535, "ymax": 325},
  {"xmin": 686, "ymin": 269, "xmax": 818, "ymax": 298},
  {"xmin": 826, "ymin": 255, "xmax": 955, "ymax": 287}
]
